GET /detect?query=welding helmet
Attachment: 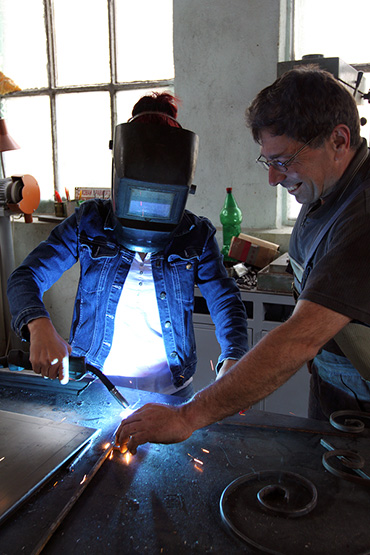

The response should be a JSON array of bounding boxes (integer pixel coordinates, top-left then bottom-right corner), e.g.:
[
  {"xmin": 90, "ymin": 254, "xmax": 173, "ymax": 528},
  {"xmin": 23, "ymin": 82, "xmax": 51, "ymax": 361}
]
[{"xmin": 111, "ymin": 115, "xmax": 199, "ymax": 252}]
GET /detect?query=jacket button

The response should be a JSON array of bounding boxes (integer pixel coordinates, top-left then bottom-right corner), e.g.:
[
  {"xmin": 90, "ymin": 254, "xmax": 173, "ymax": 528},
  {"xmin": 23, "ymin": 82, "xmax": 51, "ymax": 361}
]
[
  {"xmin": 164, "ymin": 321, "xmax": 171, "ymax": 328},
  {"xmin": 160, "ymin": 292, "xmax": 166, "ymax": 299},
  {"xmin": 170, "ymin": 351, "xmax": 177, "ymax": 358},
  {"xmin": 186, "ymin": 263, "xmax": 192, "ymax": 270}
]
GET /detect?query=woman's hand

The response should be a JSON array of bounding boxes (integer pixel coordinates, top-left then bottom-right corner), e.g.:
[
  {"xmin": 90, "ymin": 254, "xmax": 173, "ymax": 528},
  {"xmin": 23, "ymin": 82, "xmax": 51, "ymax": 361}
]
[{"xmin": 28, "ymin": 317, "xmax": 72, "ymax": 384}]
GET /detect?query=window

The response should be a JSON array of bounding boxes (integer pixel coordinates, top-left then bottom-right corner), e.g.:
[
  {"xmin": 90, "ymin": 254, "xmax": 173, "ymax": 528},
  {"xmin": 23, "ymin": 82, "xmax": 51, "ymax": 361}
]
[
  {"xmin": 281, "ymin": 0, "xmax": 370, "ymax": 223},
  {"xmin": 0, "ymin": 0, "xmax": 174, "ymax": 207}
]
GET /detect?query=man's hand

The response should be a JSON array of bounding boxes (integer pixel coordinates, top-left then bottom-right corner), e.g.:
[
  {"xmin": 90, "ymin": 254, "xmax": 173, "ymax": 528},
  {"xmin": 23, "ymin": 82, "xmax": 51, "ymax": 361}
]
[
  {"xmin": 115, "ymin": 403, "xmax": 194, "ymax": 454},
  {"xmin": 28, "ymin": 317, "xmax": 72, "ymax": 384}
]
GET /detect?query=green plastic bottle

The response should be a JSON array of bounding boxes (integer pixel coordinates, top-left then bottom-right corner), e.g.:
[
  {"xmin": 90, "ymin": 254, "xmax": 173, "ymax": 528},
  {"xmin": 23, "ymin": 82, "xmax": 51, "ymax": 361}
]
[{"xmin": 220, "ymin": 187, "xmax": 242, "ymax": 261}]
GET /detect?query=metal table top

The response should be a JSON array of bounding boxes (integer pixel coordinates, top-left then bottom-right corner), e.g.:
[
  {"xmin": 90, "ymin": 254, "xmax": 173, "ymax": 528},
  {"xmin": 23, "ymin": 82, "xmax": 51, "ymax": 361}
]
[{"xmin": 0, "ymin": 378, "xmax": 369, "ymax": 555}]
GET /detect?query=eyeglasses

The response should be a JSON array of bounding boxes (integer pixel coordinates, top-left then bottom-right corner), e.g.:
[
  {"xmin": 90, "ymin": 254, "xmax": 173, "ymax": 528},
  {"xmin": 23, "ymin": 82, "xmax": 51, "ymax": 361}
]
[{"xmin": 256, "ymin": 137, "xmax": 315, "ymax": 172}]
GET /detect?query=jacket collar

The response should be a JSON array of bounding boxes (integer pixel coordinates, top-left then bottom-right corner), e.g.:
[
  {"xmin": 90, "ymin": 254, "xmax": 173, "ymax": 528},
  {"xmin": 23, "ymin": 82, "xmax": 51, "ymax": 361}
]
[{"xmin": 103, "ymin": 201, "xmax": 119, "ymax": 231}]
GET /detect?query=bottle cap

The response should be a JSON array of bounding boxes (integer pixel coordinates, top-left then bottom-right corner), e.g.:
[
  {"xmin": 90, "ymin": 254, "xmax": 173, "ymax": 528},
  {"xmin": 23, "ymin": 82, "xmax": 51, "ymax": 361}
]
[{"xmin": 226, "ymin": 187, "xmax": 232, "ymax": 193}]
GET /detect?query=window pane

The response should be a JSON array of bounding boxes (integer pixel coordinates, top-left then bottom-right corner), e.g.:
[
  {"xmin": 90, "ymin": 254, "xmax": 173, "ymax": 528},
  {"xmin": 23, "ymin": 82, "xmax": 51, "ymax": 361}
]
[
  {"xmin": 358, "ymin": 72, "xmax": 370, "ymax": 144},
  {"xmin": 287, "ymin": 191, "xmax": 301, "ymax": 221},
  {"xmin": 53, "ymin": 0, "xmax": 110, "ymax": 86},
  {"xmin": 116, "ymin": 86, "xmax": 175, "ymax": 124},
  {"xmin": 116, "ymin": 0, "xmax": 174, "ymax": 82},
  {"xmin": 286, "ymin": 0, "xmax": 370, "ymax": 224},
  {"xmin": 1, "ymin": 96, "xmax": 53, "ymax": 200},
  {"xmin": 0, "ymin": 0, "xmax": 48, "ymax": 89},
  {"xmin": 294, "ymin": 0, "xmax": 370, "ymax": 63},
  {"xmin": 56, "ymin": 92, "xmax": 111, "ymax": 195}
]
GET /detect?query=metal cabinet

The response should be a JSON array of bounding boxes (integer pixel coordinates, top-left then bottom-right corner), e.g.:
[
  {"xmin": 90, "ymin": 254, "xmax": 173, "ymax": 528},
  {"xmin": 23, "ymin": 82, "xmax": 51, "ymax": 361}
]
[{"xmin": 193, "ymin": 287, "xmax": 310, "ymax": 417}]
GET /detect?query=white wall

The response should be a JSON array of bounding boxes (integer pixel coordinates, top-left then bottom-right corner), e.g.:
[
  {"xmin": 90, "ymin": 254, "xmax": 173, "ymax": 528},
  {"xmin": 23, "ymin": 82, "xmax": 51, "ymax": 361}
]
[{"xmin": 173, "ymin": 0, "xmax": 283, "ymax": 231}]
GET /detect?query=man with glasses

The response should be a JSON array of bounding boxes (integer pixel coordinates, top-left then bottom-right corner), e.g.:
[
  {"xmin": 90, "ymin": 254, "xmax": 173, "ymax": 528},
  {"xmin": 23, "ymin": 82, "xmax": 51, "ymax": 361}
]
[{"xmin": 116, "ymin": 67, "xmax": 370, "ymax": 453}]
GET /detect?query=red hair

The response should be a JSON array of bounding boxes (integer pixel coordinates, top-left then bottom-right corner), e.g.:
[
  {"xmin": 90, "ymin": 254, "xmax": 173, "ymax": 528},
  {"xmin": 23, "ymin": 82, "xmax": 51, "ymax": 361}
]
[{"xmin": 131, "ymin": 92, "xmax": 181, "ymax": 127}]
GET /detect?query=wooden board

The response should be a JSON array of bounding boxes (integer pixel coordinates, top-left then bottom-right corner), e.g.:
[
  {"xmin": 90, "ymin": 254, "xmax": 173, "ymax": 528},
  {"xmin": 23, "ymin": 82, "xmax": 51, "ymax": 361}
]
[{"xmin": 0, "ymin": 410, "xmax": 97, "ymax": 524}]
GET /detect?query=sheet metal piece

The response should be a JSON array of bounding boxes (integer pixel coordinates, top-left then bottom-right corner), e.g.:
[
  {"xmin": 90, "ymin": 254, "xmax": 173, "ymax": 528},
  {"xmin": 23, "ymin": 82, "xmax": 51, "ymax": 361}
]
[
  {"xmin": 220, "ymin": 409, "xmax": 369, "ymax": 437},
  {"xmin": 0, "ymin": 410, "xmax": 97, "ymax": 525},
  {"xmin": 0, "ymin": 367, "xmax": 93, "ymax": 395},
  {"xmin": 31, "ymin": 436, "xmax": 116, "ymax": 555}
]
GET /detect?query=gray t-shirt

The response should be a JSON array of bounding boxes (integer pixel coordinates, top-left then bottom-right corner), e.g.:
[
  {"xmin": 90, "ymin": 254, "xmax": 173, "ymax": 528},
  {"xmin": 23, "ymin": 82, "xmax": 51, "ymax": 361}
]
[{"xmin": 289, "ymin": 140, "xmax": 370, "ymax": 354}]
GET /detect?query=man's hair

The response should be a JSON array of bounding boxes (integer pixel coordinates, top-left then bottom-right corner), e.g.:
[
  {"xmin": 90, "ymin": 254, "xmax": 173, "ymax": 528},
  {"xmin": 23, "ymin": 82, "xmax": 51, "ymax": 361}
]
[
  {"xmin": 246, "ymin": 66, "xmax": 362, "ymax": 149},
  {"xmin": 131, "ymin": 92, "xmax": 181, "ymax": 127}
]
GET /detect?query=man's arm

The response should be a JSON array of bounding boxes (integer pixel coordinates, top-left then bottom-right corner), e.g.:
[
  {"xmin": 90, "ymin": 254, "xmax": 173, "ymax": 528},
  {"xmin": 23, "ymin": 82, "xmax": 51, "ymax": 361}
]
[{"xmin": 116, "ymin": 299, "xmax": 350, "ymax": 452}]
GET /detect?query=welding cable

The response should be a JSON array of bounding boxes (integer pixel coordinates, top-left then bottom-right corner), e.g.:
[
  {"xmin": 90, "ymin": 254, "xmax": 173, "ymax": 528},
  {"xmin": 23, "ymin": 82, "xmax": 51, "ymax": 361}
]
[{"xmin": 84, "ymin": 363, "xmax": 130, "ymax": 408}]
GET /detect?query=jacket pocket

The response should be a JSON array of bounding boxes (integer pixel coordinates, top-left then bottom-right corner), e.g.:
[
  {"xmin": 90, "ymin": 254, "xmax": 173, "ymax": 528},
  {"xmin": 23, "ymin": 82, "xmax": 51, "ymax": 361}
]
[
  {"xmin": 79, "ymin": 236, "xmax": 119, "ymax": 293},
  {"xmin": 168, "ymin": 256, "xmax": 197, "ymax": 304}
]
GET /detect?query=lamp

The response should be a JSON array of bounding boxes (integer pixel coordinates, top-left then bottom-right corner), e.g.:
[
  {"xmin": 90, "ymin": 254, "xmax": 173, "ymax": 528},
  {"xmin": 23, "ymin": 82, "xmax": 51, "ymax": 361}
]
[{"xmin": 0, "ymin": 118, "xmax": 20, "ymax": 178}]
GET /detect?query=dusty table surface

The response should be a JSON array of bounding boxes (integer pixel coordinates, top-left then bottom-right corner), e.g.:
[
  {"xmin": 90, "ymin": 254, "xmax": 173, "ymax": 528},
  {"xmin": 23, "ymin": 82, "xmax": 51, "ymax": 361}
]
[{"xmin": 0, "ymin": 379, "xmax": 369, "ymax": 555}]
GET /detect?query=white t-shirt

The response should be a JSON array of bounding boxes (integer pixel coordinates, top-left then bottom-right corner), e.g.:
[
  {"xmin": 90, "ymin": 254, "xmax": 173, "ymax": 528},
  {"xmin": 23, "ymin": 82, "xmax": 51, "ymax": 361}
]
[{"xmin": 103, "ymin": 252, "xmax": 190, "ymax": 394}]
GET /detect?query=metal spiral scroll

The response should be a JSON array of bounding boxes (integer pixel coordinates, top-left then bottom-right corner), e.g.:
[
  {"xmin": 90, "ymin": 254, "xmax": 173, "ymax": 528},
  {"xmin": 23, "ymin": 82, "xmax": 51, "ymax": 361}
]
[
  {"xmin": 322, "ymin": 449, "xmax": 370, "ymax": 485},
  {"xmin": 324, "ymin": 410, "xmax": 370, "ymax": 485},
  {"xmin": 329, "ymin": 410, "xmax": 370, "ymax": 433},
  {"xmin": 220, "ymin": 470, "xmax": 317, "ymax": 554}
]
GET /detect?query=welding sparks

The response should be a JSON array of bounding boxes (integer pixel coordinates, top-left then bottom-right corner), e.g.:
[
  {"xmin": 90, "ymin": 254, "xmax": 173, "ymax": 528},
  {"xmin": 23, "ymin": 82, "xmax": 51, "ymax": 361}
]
[
  {"xmin": 122, "ymin": 450, "xmax": 132, "ymax": 465},
  {"xmin": 210, "ymin": 360, "xmax": 214, "ymax": 372},
  {"xmin": 187, "ymin": 452, "xmax": 204, "ymax": 471},
  {"xmin": 201, "ymin": 448, "xmax": 209, "ymax": 454},
  {"xmin": 103, "ymin": 442, "xmax": 111, "ymax": 450},
  {"xmin": 80, "ymin": 474, "xmax": 87, "ymax": 485},
  {"xmin": 0, "ymin": 457, "xmax": 5, "ymax": 463},
  {"xmin": 109, "ymin": 450, "xmax": 114, "ymax": 460}
]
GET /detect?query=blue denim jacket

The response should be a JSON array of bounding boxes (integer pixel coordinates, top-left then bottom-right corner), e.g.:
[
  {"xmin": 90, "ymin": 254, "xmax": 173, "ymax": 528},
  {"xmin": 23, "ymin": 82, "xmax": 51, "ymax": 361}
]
[{"xmin": 7, "ymin": 200, "xmax": 248, "ymax": 387}]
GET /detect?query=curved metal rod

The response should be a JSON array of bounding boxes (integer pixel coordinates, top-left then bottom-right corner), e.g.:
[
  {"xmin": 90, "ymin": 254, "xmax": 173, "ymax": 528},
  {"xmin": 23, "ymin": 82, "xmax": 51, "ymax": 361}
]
[
  {"xmin": 322, "ymin": 449, "xmax": 370, "ymax": 486},
  {"xmin": 329, "ymin": 410, "xmax": 370, "ymax": 434}
]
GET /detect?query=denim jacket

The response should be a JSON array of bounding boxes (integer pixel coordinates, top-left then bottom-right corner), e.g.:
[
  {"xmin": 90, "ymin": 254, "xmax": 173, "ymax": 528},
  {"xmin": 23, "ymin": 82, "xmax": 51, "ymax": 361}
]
[{"xmin": 7, "ymin": 200, "xmax": 248, "ymax": 387}]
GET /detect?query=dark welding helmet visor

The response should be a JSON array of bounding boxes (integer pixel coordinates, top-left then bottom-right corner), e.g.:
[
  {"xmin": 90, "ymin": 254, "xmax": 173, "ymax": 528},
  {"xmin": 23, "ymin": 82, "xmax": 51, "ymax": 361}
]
[{"xmin": 112, "ymin": 120, "xmax": 199, "ymax": 252}]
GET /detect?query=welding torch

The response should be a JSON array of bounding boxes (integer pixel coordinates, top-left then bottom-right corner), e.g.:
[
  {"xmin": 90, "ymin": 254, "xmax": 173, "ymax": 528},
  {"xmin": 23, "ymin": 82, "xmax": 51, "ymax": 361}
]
[{"xmin": 0, "ymin": 349, "xmax": 129, "ymax": 409}]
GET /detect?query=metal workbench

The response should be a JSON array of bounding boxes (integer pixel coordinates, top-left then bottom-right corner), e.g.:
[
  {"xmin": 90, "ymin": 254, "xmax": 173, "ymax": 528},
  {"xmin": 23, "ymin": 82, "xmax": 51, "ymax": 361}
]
[{"xmin": 0, "ymin": 378, "xmax": 369, "ymax": 554}]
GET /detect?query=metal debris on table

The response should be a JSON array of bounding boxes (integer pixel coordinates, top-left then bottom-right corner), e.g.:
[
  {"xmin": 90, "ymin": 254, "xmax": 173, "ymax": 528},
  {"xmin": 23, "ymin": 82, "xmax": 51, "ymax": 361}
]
[{"xmin": 230, "ymin": 263, "xmax": 258, "ymax": 290}]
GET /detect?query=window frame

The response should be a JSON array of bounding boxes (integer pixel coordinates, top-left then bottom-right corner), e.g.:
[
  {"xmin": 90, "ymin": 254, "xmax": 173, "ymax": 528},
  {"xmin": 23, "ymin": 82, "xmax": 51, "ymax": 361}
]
[
  {"xmin": 0, "ymin": 0, "xmax": 174, "ymax": 205},
  {"xmin": 279, "ymin": 0, "xmax": 370, "ymax": 226}
]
